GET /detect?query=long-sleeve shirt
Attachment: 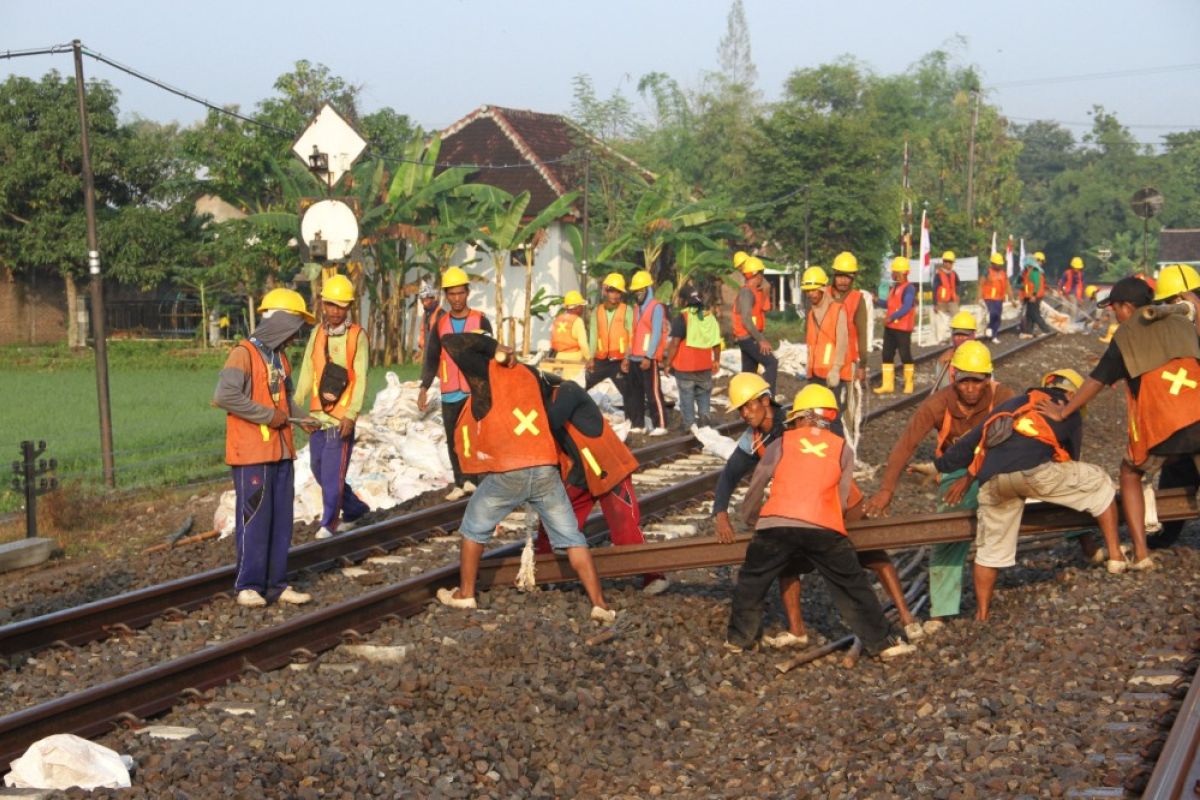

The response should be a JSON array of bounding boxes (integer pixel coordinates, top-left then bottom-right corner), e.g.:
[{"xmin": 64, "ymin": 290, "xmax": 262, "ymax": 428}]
[
  {"xmin": 628, "ymin": 294, "xmax": 666, "ymax": 362},
  {"xmin": 742, "ymin": 434, "xmax": 855, "ymax": 530},
  {"xmin": 934, "ymin": 387, "xmax": 1082, "ymax": 485},
  {"xmin": 735, "ymin": 287, "xmax": 769, "ymax": 345},
  {"xmin": 214, "ymin": 340, "xmax": 304, "ymax": 423},
  {"xmin": 887, "ymin": 283, "xmax": 916, "ymax": 323},
  {"xmin": 420, "ymin": 311, "xmax": 494, "ymax": 399},
  {"xmin": 712, "ymin": 404, "xmax": 786, "ymax": 515},
  {"xmin": 292, "ymin": 326, "xmax": 369, "ymax": 427},
  {"xmin": 878, "ymin": 381, "xmax": 1016, "ymax": 493},
  {"xmin": 555, "ymin": 315, "xmax": 591, "ymax": 360}
]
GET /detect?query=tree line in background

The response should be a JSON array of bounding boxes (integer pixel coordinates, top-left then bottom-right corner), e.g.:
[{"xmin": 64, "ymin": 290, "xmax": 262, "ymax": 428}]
[{"xmin": 2, "ymin": 1, "xmax": 1198, "ymax": 363}]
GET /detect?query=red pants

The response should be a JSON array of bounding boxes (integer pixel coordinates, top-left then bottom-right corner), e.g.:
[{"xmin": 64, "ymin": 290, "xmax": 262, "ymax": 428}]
[{"xmin": 536, "ymin": 475, "xmax": 665, "ymax": 586}]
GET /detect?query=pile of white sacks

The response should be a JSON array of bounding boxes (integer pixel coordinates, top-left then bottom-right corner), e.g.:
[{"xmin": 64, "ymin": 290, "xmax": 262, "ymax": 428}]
[{"xmin": 213, "ymin": 347, "xmax": 800, "ymax": 536}]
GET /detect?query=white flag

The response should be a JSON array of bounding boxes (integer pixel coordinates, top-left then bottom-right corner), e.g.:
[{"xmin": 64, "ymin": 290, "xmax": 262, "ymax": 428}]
[
  {"xmin": 918, "ymin": 210, "xmax": 931, "ymax": 282},
  {"xmin": 1019, "ymin": 238, "xmax": 1026, "ymax": 278},
  {"xmin": 1006, "ymin": 235, "xmax": 1014, "ymax": 279},
  {"xmin": 990, "ymin": 231, "xmax": 998, "ymax": 256}
]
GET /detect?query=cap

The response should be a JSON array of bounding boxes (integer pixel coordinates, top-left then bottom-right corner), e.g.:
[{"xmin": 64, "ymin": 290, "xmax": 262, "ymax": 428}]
[
  {"xmin": 685, "ymin": 291, "xmax": 703, "ymax": 307},
  {"xmin": 1097, "ymin": 276, "xmax": 1153, "ymax": 308}
]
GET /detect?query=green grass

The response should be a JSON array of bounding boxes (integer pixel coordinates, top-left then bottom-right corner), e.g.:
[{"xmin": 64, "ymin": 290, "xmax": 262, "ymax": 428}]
[{"xmin": 1, "ymin": 342, "xmax": 421, "ymax": 514}]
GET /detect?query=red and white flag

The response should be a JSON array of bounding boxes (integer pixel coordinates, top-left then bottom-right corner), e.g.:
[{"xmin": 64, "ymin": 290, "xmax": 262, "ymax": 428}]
[
  {"xmin": 1018, "ymin": 238, "xmax": 1026, "ymax": 278},
  {"xmin": 1005, "ymin": 235, "xmax": 1014, "ymax": 278},
  {"xmin": 918, "ymin": 209, "xmax": 931, "ymax": 282}
]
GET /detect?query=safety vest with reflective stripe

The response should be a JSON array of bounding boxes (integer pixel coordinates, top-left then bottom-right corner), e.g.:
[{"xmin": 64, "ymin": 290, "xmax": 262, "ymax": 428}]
[
  {"xmin": 670, "ymin": 309, "xmax": 717, "ymax": 373},
  {"xmin": 935, "ymin": 270, "xmax": 959, "ymax": 304},
  {"xmin": 309, "ymin": 323, "xmax": 363, "ymax": 419},
  {"xmin": 967, "ymin": 390, "xmax": 1070, "ymax": 477},
  {"xmin": 981, "ymin": 272, "xmax": 1008, "ymax": 301},
  {"xmin": 1060, "ymin": 268, "xmax": 1084, "ymax": 299},
  {"xmin": 455, "ymin": 361, "xmax": 559, "ymax": 474},
  {"xmin": 594, "ymin": 304, "xmax": 629, "ymax": 360},
  {"xmin": 631, "ymin": 298, "xmax": 668, "ymax": 360},
  {"xmin": 760, "ymin": 426, "xmax": 847, "ymax": 535},
  {"xmin": 558, "ymin": 418, "xmax": 639, "ymax": 496},
  {"xmin": 436, "ymin": 310, "xmax": 483, "ymax": 396},
  {"xmin": 550, "ymin": 311, "xmax": 584, "ymax": 355},
  {"xmin": 1021, "ymin": 269, "xmax": 1046, "ymax": 301},
  {"xmin": 834, "ymin": 289, "xmax": 863, "ymax": 365},
  {"xmin": 805, "ymin": 302, "xmax": 851, "ymax": 381},
  {"xmin": 935, "ymin": 385, "xmax": 998, "ymax": 458},
  {"xmin": 225, "ymin": 340, "xmax": 295, "ymax": 466},
  {"xmin": 1125, "ymin": 356, "xmax": 1200, "ymax": 465},
  {"xmin": 732, "ymin": 283, "xmax": 770, "ymax": 339},
  {"xmin": 885, "ymin": 281, "xmax": 916, "ymax": 332}
]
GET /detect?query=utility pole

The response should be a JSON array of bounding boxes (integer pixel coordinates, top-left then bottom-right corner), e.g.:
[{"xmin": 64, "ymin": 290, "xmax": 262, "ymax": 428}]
[
  {"xmin": 73, "ymin": 39, "xmax": 115, "ymax": 488},
  {"xmin": 803, "ymin": 185, "xmax": 811, "ymax": 269},
  {"xmin": 581, "ymin": 150, "xmax": 590, "ymax": 293},
  {"xmin": 901, "ymin": 139, "xmax": 911, "ymax": 258},
  {"xmin": 966, "ymin": 91, "xmax": 980, "ymax": 233}
]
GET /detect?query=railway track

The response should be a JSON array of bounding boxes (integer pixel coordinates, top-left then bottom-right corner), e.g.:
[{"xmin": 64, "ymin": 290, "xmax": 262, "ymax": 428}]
[{"xmin": 0, "ymin": 326, "xmax": 1080, "ymax": 767}]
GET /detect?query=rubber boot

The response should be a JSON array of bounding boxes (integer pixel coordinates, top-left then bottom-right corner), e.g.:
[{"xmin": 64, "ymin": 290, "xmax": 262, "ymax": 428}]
[
  {"xmin": 1099, "ymin": 323, "xmax": 1117, "ymax": 344},
  {"xmin": 902, "ymin": 363, "xmax": 915, "ymax": 394},
  {"xmin": 873, "ymin": 363, "xmax": 895, "ymax": 395}
]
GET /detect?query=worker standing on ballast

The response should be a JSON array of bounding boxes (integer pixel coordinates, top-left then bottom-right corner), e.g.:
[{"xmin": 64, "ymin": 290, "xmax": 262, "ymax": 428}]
[
  {"xmin": 802, "ymin": 266, "xmax": 851, "ymax": 406},
  {"xmin": 932, "ymin": 251, "xmax": 960, "ymax": 343},
  {"xmin": 586, "ymin": 272, "xmax": 636, "ymax": 424},
  {"xmin": 979, "ymin": 253, "xmax": 1012, "ymax": 343},
  {"xmin": 1058, "ymin": 256, "xmax": 1086, "ymax": 321},
  {"xmin": 1019, "ymin": 254, "xmax": 1053, "ymax": 338},
  {"xmin": 624, "ymin": 269, "xmax": 670, "ymax": 435},
  {"xmin": 549, "ymin": 290, "xmax": 591, "ymax": 364},
  {"xmin": 732, "ymin": 253, "xmax": 778, "ymax": 394},
  {"xmin": 876, "ymin": 256, "xmax": 917, "ymax": 395}
]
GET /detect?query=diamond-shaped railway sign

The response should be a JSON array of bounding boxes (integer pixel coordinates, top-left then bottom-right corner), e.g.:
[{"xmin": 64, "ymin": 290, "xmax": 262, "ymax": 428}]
[{"xmin": 291, "ymin": 103, "xmax": 367, "ymax": 188}]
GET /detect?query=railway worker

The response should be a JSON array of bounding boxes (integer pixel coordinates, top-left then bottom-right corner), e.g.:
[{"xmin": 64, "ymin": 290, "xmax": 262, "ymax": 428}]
[
  {"xmin": 1019, "ymin": 254, "xmax": 1053, "ymax": 338},
  {"xmin": 418, "ymin": 266, "xmax": 493, "ymax": 501},
  {"xmin": 936, "ymin": 368, "xmax": 1121, "ymax": 620},
  {"xmin": 828, "ymin": 251, "xmax": 869, "ymax": 386},
  {"xmin": 1037, "ymin": 276, "xmax": 1200, "ymax": 571},
  {"xmin": 549, "ymin": 290, "xmax": 591, "ymax": 363},
  {"xmin": 662, "ymin": 290, "xmax": 722, "ymax": 430},
  {"xmin": 416, "ymin": 283, "xmax": 444, "ymax": 361},
  {"xmin": 802, "ymin": 266, "xmax": 851, "ymax": 407},
  {"xmin": 932, "ymin": 251, "xmax": 961, "ymax": 343},
  {"xmin": 624, "ymin": 269, "xmax": 670, "ymax": 435},
  {"xmin": 1058, "ymin": 256, "xmax": 1087, "ymax": 321},
  {"xmin": 213, "ymin": 288, "xmax": 314, "ymax": 608},
  {"xmin": 876, "ymin": 255, "xmax": 917, "ymax": 396},
  {"xmin": 731, "ymin": 253, "xmax": 779, "ymax": 394},
  {"xmin": 536, "ymin": 379, "xmax": 669, "ymax": 595},
  {"xmin": 292, "ymin": 274, "xmax": 370, "ymax": 540},
  {"xmin": 931, "ymin": 310, "xmax": 981, "ymax": 392},
  {"xmin": 724, "ymin": 384, "xmax": 915, "ymax": 660},
  {"xmin": 979, "ymin": 253, "xmax": 1012, "ymax": 343},
  {"xmin": 434, "ymin": 333, "xmax": 615, "ymax": 621},
  {"xmin": 864, "ymin": 341, "xmax": 1016, "ymax": 627},
  {"xmin": 586, "ymin": 272, "xmax": 635, "ymax": 423}
]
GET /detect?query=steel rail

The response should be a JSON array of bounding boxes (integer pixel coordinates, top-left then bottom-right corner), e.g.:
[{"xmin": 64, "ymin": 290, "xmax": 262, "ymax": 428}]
[
  {"xmin": 1142, "ymin": 652, "xmax": 1200, "ymax": 798},
  {"xmin": 0, "ymin": 328, "xmax": 1050, "ymax": 658}
]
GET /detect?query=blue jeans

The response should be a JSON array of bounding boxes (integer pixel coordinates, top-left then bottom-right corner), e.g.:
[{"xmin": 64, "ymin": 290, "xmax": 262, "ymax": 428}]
[
  {"xmin": 459, "ymin": 465, "xmax": 588, "ymax": 549},
  {"xmin": 674, "ymin": 369, "xmax": 713, "ymax": 428}
]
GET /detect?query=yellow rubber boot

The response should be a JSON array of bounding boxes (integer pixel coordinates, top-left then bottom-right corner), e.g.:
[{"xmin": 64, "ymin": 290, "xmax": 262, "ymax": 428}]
[
  {"xmin": 874, "ymin": 363, "xmax": 895, "ymax": 395},
  {"xmin": 902, "ymin": 363, "xmax": 915, "ymax": 394},
  {"xmin": 1099, "ymin": 323, "xmax": 1117, "ymax": 344}
]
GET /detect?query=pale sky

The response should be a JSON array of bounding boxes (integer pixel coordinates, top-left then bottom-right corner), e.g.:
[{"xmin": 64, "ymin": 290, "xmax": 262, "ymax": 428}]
[{"xmin": 7, "ymin": 0, "xmax": 1200, "ymax": 147}]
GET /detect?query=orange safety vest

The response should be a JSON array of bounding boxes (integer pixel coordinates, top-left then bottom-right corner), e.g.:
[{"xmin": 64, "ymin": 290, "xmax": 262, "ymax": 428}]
[
  {"xmin": 594, "ymin": 304, "xmax": 628, "ymax": 360},
  {"xmin": 935, "ymin": 269, "xmax": 959, "ymax": 304},
  {"xmin": 760, "ymin": 425, "xmax": 848, "ymax": 535},
  {"xmin": 550, "ymin": 311, "xmax": 583, "ymax": 355},
  {"xmin": 309, "ymin": 323, "xmax": 363, "ymax": 419},
  {"xmin": 805, "ymin": 302, "xmax": 851, "ymax": 381},
  {"xmin": 455, "ymin": 361, "xmax": 559, "ymax": 474},
  {"xmin": 885, "ymin": 281, "xmax": 916, "ymax": 332},
  {"xmin": 631, "ymin": 298, "xmax": 668, "ymax": 360},
  {"xmin": 835, "ymin": 289, "xmax": 863, "ymax": 366},
  {"xmin": 1021, "ymin": 269, "xmax": 1046, "ymax": 301},
  {"xmin": 967, "ymin": 390, "xmax": 1070, "ymax": 477},
  {"xmin": 1125, "ymin": 356, "xmax": 1200, "ymax": 465},
  {"xmin": 436, "ymin": 310, "xmax": 483, "ymax": 396},
  {"xmin": 1061, "ymin": 269, "xmax": 1084, "ymax": 299},
  {"xmin": 558, "ymin": 418, "xmax": 639, "ymax": 496},
  {"xmin": 225, "ymin": 340, "xmax": 295, "ymax": 466},
  {"xmin": 418, "ymin": 306, "xmax": 445, "ymax": 351},
  {"xmin": 934, "ymin": 385, "xmax": 998, "ymax": 458},
  {"xmin": 981, "ymin": 272, "xmax": 1008, "ymax": 301},
  {"xmin": 670, "ymin": 309, "xmax": 716, "ymax": 373},
  {"xmin": 733, "ymin": 283, "xmax": 770, "ymax": 339}
]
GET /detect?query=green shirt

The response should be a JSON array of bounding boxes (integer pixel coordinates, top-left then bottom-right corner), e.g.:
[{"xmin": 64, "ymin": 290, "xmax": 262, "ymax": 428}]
[{"xmin": 293, "ymin": 326, "xmax": 369, "ymax": 427}]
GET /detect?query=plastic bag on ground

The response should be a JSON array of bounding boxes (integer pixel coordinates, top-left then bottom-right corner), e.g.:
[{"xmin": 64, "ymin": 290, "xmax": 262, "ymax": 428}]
[
  {"xmin": 4, "ymin": 734, "xmax": 133, "ymax": 790},
  {"xmin": 693, "ymin": 425, "xmax": 738, "ymax": 461}
]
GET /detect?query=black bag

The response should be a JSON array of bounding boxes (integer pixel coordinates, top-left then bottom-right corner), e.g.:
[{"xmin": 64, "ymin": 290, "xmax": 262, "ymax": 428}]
[{"xmin": 318, "ymin": 334, "xmax": 351, "ymax": 411}]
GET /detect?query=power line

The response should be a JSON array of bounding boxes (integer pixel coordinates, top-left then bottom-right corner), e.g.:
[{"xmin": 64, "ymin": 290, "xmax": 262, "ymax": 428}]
[
  {"xmin": 988, "ymin": 62, "xmax": 1200, "ymax": 90},
  {"xmin": 0, "ymin": 44, "xmax": 75, "ymax": 60},
  {"xmin": 1006, "ymin": 114, "xmax": 1197, "ymax": 132}
]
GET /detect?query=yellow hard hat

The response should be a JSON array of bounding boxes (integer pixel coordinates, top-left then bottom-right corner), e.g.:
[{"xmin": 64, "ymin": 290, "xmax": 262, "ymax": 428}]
[
  {"xmin": 630, "ymin": 270, "xmax": 654, "ymax": 291},
  {"xmin": 942, "ymin": 250, "xmax": 956, "ymax": 262},
  {"xmin": 1070, "ymin": 256, "xmax": 1084, "ymax": 269},
  {"xmin": 949, "ymin": 311, "xmax": 977, "ymax": 332},
  {"xmin": 728, "ymin": 372, "xmax": 771, "ymax": 410},
  {"xmin": 602, "ymin": 272, "xmax": 627, "ymax": 292},
  {"xmin": 732, "ymin": 251, "xmax": 749, "ymax": 269},
  {"xmin": 442, "ymin": 266, "xmax": 470, "ymax": 289},
  {"xmin": 320, "ymin": 274, "xmax": 355, "ymax": 306},
  {"xmin": 989, "ymin": 252, "xmax": 1004, "ymax": 266},
  {"xmin": 1085, "ymin": 284, "xmax": 1098, "ymax": 299},
  {"xmin": 800, "ymin": 266, "xmax": 829, "ymax": 291},
  {"xmin": 890, "ymin": 256, "xmax": 911, "ymax": 273},
  {"xmin": 1042, "ymin": 368, "xmax": 1084, "ymax": 391},
  {"xmin": 790, "ymin": 383, "xmax": 838, "ymax": 416},
  {"xmin": 950, "ymin": 340, "xmax": 993, "ymax": 374},
  {"xmin": 258, "ymin": 288, "xmax": 315, "ymax": 324},
  {"xmin": 831, "ymin": 252, "xmax": 858, "ymax": 274},
  {"xmin": 741, "ymin": 256, "xmax": 766, "ymax": 275},
  {"xmin": 1033, "ymin": 251, "xmax": 1045, "ymax": 263},
  {"xmin": 1153, "ymin": 263, "xmax": 1200, "ymax": 301},
  {"xmin": 562, "ymin": 290, "xmax": 586, "ymax": 307}
]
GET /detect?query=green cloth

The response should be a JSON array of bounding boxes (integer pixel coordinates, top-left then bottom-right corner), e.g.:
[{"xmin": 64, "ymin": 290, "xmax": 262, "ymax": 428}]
[
  {"xmin": 929, "ymin": 468, "xmax": 979, "ymax": 618},
  {"xmin": 685, "ymin": 311, "xmax": 721, "ymax": 349},
  {"xmin": 292, "ymin": 326, "xmax": 369, "ymax": 428}
]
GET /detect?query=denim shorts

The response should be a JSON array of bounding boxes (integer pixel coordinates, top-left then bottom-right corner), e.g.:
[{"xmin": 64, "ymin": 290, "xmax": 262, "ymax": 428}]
[{"xmin": 458, "ymin": 465, "xmax": 588, "ymax": 549}]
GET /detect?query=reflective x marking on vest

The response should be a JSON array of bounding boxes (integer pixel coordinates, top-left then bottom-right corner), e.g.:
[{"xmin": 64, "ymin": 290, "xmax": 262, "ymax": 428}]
[
  {"xmin": 798, "ymin": 437, "xmax": 828, "ymax": 457},
  {"xmin": 556, "ymin": 321, "xmax": 568, "ymax": 333},
  {"xmin": 513, "ymin": 408, "xmax": 541, "ymax": 436},
  {"xmin": 1162, "ymin": 367, "xmax": 1198, "ymax": 395},
  {"xmin": 460, "ymin": 426, "xmax": 471, "ymax": 457},
  {"xmin": 580, "ymin": 446, "xmax": 603, "ymax": 476},
  {"xmin": 1015, "ymin": 417, "xmax": 1040, "ymax": 437}
]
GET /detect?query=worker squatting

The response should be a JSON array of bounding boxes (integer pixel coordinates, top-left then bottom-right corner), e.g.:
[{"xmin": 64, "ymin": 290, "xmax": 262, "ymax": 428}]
[{"xmin": 213, "ymin": 257, "xmax": 1200, "ymax": 663}]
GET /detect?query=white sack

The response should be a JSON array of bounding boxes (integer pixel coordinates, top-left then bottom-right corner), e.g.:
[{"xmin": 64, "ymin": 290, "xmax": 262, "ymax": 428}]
[
  {"xmin": 693, "ymin": 425, "xmax": 738, "ymax": 461},
  {"xmin": 4, "ymin": 734, "xmax": 132, "ymax": 790}
]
